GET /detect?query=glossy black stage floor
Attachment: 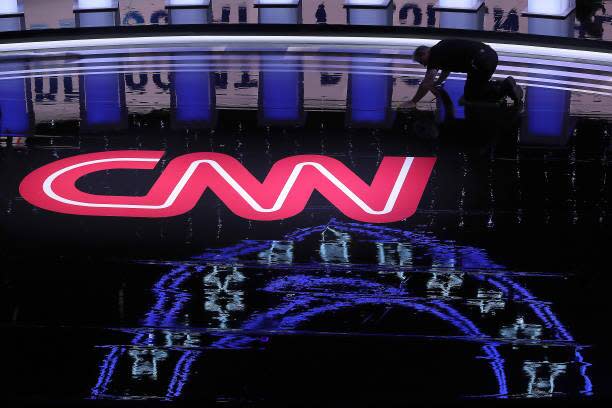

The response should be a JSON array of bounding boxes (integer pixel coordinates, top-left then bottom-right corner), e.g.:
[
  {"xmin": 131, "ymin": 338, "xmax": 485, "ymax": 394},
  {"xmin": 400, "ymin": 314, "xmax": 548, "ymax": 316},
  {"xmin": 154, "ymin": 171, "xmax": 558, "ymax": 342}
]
[{"xmin": 1, "ymin": 24, "xmax": 611, "ymax": 407}]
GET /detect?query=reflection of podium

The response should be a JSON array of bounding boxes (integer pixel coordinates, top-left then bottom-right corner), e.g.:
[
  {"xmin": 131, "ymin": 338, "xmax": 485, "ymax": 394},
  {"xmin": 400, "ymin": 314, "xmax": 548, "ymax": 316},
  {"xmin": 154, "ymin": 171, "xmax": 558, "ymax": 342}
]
[
  {"xmin": 345, "ymin": 1, "xmax": 394, "ymax": 128},
  {"xmin": 166, "ymin": 1, "xmax": 216, "ymax": 128},
  {"xmin": 170, "ymin": 70, "xmax": 216, "ymax": 128},
  {"xmin": 0, "ymin": 62, "xmax": 33, "ymax": 137},
  {"xmin": 74, "ymin": 1, "xmax": 126, "ymax": 130},
  {"xmin": 79, "ymin": 73, "xmax": 127, "ymax": 130},
  {"xmin": 347, "ymin": 72, "xmax": 394, "ymax": 128},
  {"xmin": 520, "ymin": 2, "xmax": 576, "ymax": 147},
  {"xmin": 255, "ymin": 2, "xmax": 304, "ymax": 126},
  {"xmin": 258, "ymin": 68, "xmax": 304, "ymax": 126},
  {"xmin": 521, "ymin": 87, "xmax": 573, "ymax": 147}
]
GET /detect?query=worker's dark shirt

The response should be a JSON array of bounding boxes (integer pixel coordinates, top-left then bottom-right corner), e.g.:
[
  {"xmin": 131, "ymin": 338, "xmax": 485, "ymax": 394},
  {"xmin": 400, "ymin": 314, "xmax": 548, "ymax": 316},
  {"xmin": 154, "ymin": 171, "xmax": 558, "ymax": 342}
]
[{"xmin": 427, "ymin": 39, "xmax": 494, "ymax": 73}]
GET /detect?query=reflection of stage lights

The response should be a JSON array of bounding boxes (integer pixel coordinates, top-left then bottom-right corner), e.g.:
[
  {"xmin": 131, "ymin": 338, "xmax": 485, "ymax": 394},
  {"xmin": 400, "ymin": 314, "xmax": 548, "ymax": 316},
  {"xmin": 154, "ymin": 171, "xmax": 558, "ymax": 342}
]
[{"xmin": 2, "ymin": 35, "xmax": 611, "ymax": 66}]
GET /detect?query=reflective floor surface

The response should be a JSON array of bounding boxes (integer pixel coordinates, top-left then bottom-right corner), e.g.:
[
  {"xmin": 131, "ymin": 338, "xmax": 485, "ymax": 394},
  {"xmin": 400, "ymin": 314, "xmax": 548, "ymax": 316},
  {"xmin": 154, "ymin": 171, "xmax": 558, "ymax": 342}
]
[{"xmin": 0, "ymin": 43, "xmax": 611, "ymax": 406}]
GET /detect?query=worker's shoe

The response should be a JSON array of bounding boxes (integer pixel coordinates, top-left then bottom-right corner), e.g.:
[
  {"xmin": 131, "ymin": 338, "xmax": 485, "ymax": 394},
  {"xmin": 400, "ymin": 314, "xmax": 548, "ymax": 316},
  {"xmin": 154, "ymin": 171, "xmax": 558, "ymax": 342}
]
[{"xmin": 504, "ymin": 76, "xmax": 524, "ymax": 106}]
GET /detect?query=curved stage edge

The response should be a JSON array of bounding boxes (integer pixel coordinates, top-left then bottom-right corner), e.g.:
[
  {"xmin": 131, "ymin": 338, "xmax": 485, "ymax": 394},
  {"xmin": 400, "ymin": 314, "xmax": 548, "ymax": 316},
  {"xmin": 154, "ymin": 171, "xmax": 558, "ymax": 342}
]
[{"xmin": 1, "ymin": 25, "xmax": 611, "ymax": 64}]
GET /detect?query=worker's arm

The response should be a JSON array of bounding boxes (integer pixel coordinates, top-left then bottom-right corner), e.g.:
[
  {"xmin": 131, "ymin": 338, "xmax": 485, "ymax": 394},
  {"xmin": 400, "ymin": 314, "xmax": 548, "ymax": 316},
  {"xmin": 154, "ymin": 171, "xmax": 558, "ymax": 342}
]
[
  {"xmin": 435, "ymin": 70, "xmax": 451, "ymax": 86},
  {"xmin": 411, "ymin": 68, "xmax": 439, "ymax": 104}
]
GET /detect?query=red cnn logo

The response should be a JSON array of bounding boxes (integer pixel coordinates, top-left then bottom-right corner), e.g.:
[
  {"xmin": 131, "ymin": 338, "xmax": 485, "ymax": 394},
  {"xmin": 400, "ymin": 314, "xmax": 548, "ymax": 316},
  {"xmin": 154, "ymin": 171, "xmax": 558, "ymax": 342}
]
[{"xmin": 19, "ymin": 151, "xmax": 435, "ymax": 223}]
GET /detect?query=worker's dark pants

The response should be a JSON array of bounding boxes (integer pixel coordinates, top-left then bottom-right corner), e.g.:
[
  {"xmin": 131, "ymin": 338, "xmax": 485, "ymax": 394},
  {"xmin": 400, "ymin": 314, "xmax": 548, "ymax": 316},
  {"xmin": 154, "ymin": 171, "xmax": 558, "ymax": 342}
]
[{"xmin": 464, "ymin": 46, "xmax": 501, "ymax": 101}]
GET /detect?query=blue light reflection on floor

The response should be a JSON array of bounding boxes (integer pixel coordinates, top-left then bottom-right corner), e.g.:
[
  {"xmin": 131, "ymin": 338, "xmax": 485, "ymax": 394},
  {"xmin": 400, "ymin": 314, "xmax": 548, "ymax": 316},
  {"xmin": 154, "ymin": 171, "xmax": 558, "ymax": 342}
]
[{"xmin": 90, "ymin": 219, "xmax": 592, "ymax": 400}]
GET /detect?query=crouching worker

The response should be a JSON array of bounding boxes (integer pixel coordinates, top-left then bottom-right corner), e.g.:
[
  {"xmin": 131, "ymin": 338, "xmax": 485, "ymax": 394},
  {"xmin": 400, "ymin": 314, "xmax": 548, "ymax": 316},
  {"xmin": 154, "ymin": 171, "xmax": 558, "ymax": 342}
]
[{"xmin": 403, "ymin": 39, "xmax": 524, "ymax": 109}]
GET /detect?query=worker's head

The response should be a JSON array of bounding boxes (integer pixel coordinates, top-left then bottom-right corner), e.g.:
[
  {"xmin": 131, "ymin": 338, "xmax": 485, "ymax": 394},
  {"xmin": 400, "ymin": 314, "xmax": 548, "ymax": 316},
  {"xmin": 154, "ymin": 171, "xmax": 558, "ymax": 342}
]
[{"xmin": 413, "ymin": 45, "xmax": 430, "ymax": 66}]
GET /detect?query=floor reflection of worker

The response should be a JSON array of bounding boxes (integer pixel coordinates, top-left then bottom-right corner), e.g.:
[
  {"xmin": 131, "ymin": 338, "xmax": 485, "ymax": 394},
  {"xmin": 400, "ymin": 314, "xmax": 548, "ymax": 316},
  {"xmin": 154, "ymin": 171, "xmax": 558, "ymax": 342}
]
[{"xmin": 403, "ymin": 39, "xmax": 524, "ymax": 109}]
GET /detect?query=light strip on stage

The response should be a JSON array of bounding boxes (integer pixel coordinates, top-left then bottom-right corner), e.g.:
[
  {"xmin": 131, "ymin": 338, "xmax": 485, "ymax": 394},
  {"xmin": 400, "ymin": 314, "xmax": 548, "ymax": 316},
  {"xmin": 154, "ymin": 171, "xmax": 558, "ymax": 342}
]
[
  {"xmin": 2, "ymin": 62, "xmax": 611, "ymax": 96},
  {"xmin": 1, "ymin": 35, "xmax": 611, "ymax": 65},
  {"xmin": 499, "ymin": 56, "xmax": 612, "ymax": 73},
  {"xmin": 56, "ymin": 53, "xmax": 612, "ymax": 75}
]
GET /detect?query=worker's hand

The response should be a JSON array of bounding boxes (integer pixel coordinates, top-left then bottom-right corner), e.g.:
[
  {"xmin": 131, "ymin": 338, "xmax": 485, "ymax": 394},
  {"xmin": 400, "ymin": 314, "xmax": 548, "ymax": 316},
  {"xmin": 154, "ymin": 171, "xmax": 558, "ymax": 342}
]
[{"xmin": 401, "ymin": 100, "xmax": 417, "ymax": 110}]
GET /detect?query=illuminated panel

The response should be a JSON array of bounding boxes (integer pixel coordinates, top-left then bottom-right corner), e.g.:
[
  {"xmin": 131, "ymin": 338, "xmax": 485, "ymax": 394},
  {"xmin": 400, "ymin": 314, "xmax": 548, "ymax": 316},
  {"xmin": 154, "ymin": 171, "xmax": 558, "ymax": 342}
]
[
  {"xmin": 0, "ymin": 0, "xmax": 20, "ymax": 15},
  {"xmin": 0, "ymin": 0, "xmax": 23, "ymax": 30},
  {"xmin": 522, "ymin": 87, "xmax": 572, "ymax": 145},
  {"xmin": 77, "ymin": 13, "xmax": 117, "ymax": 27},
  {"xmin": 344, "ymin": 0, "xmax": 392, "ymax": 6},
  {"xmin": 260, "ymin": 70, "xmax": 302, "ymax": 124},
  {"xmin": 171, "ymin": 71, "xmax": 215, "ymax": 126},
  {"xmin": 346, "ymin": 0, "xmax": 393, "ymax": 126},
  {"xmin": 348, "ymin": 73, "xmax": 393, "ymax": 126},
  {"xmin": 256, "ymin": 1, "xmax": 301, "ymax": 24},
  {"xmin": 347, "ymin": 8, "xmax": 392, "ymax": 25},
  {"xmin": 0, "ymin": 17, "xmax": 22, "ymax": 31},
  {"xmin": 19, "ymin": 151, "xmax": 436, "ymax": 223},
  {"xmin": 255, "ymin": 4, "xmax": 301, "ymax": 121},
  {"xmin": 439, "ymin": 7, "xmax": 484, "ymax": 30},
  {"xmin": 527, "ymin": 87, "xmax": 569, "ymax": 136},
  {"xmin": 80, "ymin": 74, "xmax": 124, "ymax": 128},
  {"xmin": 75, "ymin": 1, "xmax": 119, "ymax": 28},
  {"xmin": 255, "ymin": 1, "xmax": 300, "ymax": 4},
  {"xmin": 257, "ymin": 4, "xmax": 301, "ymax": 122},
  {"xmin": 166, "ymin": 0, "xmax": 211, "ymax": 5},
  {"xmin": 0, "ymin": 77, "xmax": 30, "ymax": 136},
  {"xmin": 168, "ymin": 8, "xmax": 209, "ymax": 24},
  {"xmin": 442, "ymin": 79, "xmax": 466, "ymax": 119},
  {"xmin": 436, "ymin": 0, "xmax": 483, "ymax": 10},
  {"xmin": 527, "ymin": 0, "xmax": 575, "ymax": 16},
  {"xmin": 345, "ymin": 0, "xmax": 394, "ymax": 26},
  {"xmin": 521, "ymin": 4, "xmax": 574, "ymax": 145},
  {"xmin": 528, "ymin": 14, "xmax": 573, "ymax": 38},
  {"xmin": 258, "ymin": 8, "xmax": 300, "ymax": 24},
  {"xmin": 1, "ymin": 36, "xmax": 612, "ymax": 66},
  {"xmin": 75, "ymin": 0, "xmax": 118, "ymax": 10}
]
